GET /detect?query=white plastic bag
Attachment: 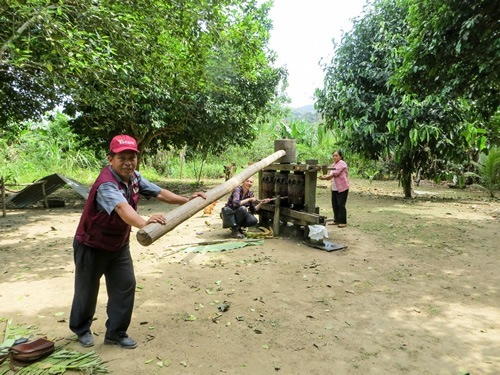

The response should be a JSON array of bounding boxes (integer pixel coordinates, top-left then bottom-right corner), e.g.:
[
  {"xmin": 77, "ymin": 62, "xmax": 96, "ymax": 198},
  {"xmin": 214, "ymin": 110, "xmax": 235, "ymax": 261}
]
[{"xmin": 308, "ymin": 225, "xmax": 329, "ymax": 241}]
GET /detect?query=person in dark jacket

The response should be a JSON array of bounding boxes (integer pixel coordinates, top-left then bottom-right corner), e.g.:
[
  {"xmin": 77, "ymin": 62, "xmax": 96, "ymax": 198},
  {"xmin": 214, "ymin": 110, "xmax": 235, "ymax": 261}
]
[
  {"xmin": 221, "ymin": 176, "xmax": 270, "ymax": 238},
  {"xmin": 69, "ymin": 134, "xmax": 206, "ymax": 349}
]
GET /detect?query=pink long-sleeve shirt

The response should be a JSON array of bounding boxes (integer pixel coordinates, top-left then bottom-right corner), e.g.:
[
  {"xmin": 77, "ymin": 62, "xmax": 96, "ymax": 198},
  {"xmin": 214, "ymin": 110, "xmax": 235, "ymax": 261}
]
[{"xmin": 329, "ymin": 159, "xmax": 349, "ymax": 192}]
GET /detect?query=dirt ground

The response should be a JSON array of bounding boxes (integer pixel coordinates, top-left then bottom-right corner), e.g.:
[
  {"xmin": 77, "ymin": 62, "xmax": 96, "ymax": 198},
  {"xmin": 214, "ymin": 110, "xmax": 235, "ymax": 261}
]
[{"xmin": 0, "ymin": 178, "xmax": 499, "ymax": 375}]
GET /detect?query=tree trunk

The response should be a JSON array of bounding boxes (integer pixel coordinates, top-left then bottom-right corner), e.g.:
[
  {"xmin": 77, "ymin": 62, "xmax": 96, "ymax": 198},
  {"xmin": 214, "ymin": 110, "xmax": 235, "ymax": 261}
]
[
  {"xmin": 401, "ymin": 169, "xmax": 413, "ymax": 198},
  {"xmin": 136, "ymin": 149, "xmax": 286, "ymax": 246}
]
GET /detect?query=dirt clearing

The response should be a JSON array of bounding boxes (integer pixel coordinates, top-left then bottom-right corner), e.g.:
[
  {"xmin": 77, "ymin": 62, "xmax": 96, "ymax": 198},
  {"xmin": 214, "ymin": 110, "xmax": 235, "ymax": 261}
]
[{"xmin": 1, "ymin": 178, "xmax": 498, "ymax": 374}]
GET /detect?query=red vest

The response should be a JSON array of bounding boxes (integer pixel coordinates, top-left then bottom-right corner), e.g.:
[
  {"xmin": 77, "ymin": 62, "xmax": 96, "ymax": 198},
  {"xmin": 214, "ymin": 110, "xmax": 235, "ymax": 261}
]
[{"xmin": 75, "ymin": 167, "xmax": 140, "ymax": 251}]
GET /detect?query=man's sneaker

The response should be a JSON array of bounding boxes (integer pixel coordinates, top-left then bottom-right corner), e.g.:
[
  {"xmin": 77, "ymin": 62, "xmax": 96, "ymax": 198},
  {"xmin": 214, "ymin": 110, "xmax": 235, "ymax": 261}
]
[
  {"xmin": 78, "ymin": 331, "xmax": 94, "ymax": 347},
  {"xmin": 104, "ymin": 334, "xmax": 137, "ymax": 349}
]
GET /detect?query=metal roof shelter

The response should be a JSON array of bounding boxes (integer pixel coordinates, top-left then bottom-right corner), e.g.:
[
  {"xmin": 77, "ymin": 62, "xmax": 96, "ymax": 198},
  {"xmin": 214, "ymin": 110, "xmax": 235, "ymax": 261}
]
[{"xmin": 7, "ymin": 173, "xmax": 89, "ymax": 208}]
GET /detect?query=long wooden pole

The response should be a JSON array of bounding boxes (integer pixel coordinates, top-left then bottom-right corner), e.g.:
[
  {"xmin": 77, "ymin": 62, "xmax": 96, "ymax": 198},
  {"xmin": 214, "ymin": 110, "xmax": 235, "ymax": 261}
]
[{"xmin": 136, "ymin": 150, "xmax": 286, "ymax": 246}]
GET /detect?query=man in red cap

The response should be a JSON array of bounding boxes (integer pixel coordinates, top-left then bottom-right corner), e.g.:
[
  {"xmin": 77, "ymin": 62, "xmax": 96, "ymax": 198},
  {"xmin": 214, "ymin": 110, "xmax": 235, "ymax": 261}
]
[{"xmin": 69, "ymin": 135, "xmax": 206, "ymax": 349}]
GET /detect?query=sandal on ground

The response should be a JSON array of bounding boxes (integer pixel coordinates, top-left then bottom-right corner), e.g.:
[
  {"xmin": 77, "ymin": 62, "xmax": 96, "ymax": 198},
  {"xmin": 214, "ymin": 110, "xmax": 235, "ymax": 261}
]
[{"xmin": 231, "ymin": 227, "xmax": 244, "ymax": 238}]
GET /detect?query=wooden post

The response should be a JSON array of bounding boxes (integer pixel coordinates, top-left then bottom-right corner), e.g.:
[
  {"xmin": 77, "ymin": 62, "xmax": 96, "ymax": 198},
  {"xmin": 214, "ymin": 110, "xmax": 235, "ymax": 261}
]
[
  {"xmin": 136, "ymin": 150, "xmax": 286, "ymax": 246},
  {"xmin": 41, "ymin": 180, "xmax": 49, "ymax": 208},
  {"xmin": 258, "ymin": 169, "xmax": 264, "ymax": 199},
  {"xmin": 1, "ymin": 176, "xmax": 5, "ymax": 218},
  {"xmin": 272, "ymin": 194, "xmax": 281, "ymax": 236},
  {"xmin": 304, "ymin": 170, "xmax": 318, "ymax": 213}
]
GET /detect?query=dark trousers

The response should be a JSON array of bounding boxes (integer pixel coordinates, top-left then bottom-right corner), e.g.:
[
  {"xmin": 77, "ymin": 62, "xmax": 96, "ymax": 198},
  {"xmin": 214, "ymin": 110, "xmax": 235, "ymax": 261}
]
[
  {"xmin": 331, "ymin": 189, "xmax": 349, "ymax": 224},
  {"xmin": 221, "ymin": 206, "xmax": 258, "ymax": 228},
  {"xmin": 234, "ymin": 206, "xmax": 258, "ymax": 227},
  {"xmin": 69, "ymin": 239, "xmax": 136, "ymax": 337}
]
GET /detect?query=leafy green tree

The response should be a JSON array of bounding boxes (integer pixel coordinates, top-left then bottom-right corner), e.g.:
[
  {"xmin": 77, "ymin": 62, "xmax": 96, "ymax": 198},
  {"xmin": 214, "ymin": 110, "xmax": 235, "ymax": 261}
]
[
  {"xmin": 63, "ymin": 0, "xmax": 285, "ymax": 162},
  {"xmin": 1, "ymin": 0, "xmax": 133, "ymax": 126},
  {"xmin": 395, "ymin": 0, "xmax": 499, "ymax": 122},
  {"xmin": 2, "ymin": 0, "xmax": 285, "ymax": 164},
  {"xmin": 315, "ymin": 0, "xmax": 477, "ymax": 198}
]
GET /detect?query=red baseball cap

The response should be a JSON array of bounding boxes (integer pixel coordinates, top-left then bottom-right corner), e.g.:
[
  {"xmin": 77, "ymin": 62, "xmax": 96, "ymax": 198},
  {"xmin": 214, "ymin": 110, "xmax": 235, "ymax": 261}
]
[{"xmin": 109, "ymin": 135, "xmax": 139, "ymax": 153}]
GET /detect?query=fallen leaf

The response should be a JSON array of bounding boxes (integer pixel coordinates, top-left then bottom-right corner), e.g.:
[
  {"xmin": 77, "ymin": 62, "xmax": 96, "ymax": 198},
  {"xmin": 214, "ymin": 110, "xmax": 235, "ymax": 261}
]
[{"xmin": 184, "ymin": 314, "xmax": 197, "ymax": 321}]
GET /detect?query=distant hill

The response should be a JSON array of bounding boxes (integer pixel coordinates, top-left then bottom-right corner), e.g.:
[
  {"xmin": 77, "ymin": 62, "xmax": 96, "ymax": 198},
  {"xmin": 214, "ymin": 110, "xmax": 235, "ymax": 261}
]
[
  {"xmin": 290, "ymin": 104, "xmax": 321, "ymax": 122},
  {"xmin": 293, "ymin": 104, "xmax": 315, "ymax": 113}
]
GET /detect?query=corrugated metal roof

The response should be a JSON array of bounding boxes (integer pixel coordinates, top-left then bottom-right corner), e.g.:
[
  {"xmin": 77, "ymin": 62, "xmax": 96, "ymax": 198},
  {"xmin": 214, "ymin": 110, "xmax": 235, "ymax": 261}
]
[{"xmin": 7, "ymin": 173, "xmax": 89, "ymax": 208}]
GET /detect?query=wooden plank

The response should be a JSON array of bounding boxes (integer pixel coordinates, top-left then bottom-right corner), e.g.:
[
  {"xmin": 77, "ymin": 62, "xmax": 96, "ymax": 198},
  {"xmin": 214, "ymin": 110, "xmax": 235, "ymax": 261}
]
[
  {"xmin": 264, "ymin": 163, "xmax": 325, "ymax": 172},
  {"xmin": 260, "ymin": 204, "xmax": 326, "ymax": 224}
]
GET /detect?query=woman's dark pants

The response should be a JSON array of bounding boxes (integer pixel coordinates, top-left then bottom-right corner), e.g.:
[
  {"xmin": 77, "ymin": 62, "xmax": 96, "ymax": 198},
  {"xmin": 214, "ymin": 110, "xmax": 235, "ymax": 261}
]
[{"xmin": 331, "ymin": 189, "xmax": 349, "ymax": 224}]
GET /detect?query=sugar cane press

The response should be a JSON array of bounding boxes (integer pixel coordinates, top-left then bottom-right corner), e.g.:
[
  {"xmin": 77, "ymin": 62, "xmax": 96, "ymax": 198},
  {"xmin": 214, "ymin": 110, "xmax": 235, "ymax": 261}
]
[{"xmin": 258, "ymin": 139, "xmax": 329, "ymax": 237}]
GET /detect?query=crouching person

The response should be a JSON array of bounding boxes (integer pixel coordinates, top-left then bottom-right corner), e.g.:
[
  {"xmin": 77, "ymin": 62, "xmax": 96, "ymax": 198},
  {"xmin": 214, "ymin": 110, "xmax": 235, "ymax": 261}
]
[{"xmin": 221, "ymin": 177, "xmax": 270, "ymax": 238}]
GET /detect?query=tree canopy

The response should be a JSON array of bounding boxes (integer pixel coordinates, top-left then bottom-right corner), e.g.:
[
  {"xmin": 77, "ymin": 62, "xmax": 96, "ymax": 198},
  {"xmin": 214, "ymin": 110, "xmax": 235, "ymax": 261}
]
[
  {"xmin": 1, "ymin": 0, "xmax": 285, "ymax": 156},
  {"xmin": 315, "ymin": 0, "xmax": 489, "ymax": 197},
  {"xmin": 395, "ymin": 0, "xmax": 499, "ymax": 120}
]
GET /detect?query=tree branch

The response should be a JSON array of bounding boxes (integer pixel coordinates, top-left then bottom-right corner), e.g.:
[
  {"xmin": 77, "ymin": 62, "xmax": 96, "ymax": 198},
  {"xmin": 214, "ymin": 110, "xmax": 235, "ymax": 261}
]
[{"xmin": 0, "ymin": 5, "xmax": 58, "ymax": 64}]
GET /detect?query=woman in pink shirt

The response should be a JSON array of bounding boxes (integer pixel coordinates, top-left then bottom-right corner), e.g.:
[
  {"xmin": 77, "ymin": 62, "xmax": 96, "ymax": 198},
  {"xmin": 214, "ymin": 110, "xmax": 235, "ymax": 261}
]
[{"xmin": 319, "ymin": 150, "xmax": 350, "ymax": 227}]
